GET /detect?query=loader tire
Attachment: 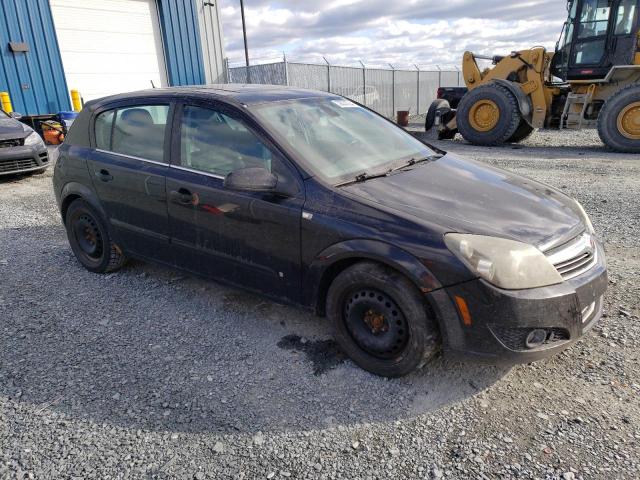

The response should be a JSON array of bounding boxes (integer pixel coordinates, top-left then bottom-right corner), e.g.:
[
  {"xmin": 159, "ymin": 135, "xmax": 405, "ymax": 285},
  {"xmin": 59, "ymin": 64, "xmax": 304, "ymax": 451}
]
[
  {"xmin": 457, "ymin": 83, "xmax": 521, "ymax": 146},
  {"xmin": 597, "ymin": 83, "xmax": 640, "ymax": 153},
  {"xmin": 507, "ymin": 120, "xmax": 535, "ymax": 143}
]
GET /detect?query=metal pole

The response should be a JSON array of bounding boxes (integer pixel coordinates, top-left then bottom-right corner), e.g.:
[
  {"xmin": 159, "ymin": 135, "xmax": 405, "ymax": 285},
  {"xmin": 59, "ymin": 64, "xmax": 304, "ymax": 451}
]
[
  {"xmin": 415, "ymin": 64, "xmax": 420, "ymax": 114},
  {"xmin": 240, "ymin": 0, "xmax": 250, "ymax": 83},
  {"xmin": 456, "ymin": 66, "xmax": 461, "ymax": 86},
  {"xmin": 436, "ymin": 65, "xmax": 442, "ymax": 90},
  {"xmin": 359, "ymin": 60, "xmax": 366, "ymax": 106},
  {"xmin": 224, "ymin": 57, "xmax": 230, "ymax": 83},
  {"xmin": 283, "ymin": 52, "xmax": 289, "ymax": 86},
  {"xmin": 323, "ymin": 56, "xmax": 331, "ymax": 92},
  {"xmin": 389, "ymin": 63, "xmax": 395, "ymax": 119}
]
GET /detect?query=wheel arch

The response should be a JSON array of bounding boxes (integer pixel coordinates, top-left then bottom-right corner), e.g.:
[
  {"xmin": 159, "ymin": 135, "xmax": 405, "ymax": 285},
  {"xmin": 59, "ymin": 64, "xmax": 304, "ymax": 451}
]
[
  {"xmin": 306, "ymin": 239, "xmax": 442, "ymax": 316},
  {"xmin": 59, "ymin": 182, "xmax": 106, "ymax": 223},
  {"xmin": 492, "ymin": 79, "xmax": 533, "ymax": 126}
]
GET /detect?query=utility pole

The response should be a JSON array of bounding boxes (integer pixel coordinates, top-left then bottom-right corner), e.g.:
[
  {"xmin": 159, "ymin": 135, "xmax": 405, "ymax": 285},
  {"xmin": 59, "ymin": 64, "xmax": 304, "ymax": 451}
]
[{"xmin": 240, "ymin": 0, "xmax": 250, "ymax": 83}]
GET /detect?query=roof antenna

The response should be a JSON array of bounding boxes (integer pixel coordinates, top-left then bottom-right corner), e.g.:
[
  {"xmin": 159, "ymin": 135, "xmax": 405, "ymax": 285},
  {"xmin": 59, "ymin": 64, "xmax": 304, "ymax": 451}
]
[{"xmin": 150, "ymin": 80, "xmax": 156, "ymax": 88}]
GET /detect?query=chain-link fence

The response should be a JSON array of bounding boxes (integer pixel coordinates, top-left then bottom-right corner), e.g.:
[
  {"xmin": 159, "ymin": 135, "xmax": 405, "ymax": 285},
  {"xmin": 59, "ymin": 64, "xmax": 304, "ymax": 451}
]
[{"xmin": 227, "ymin": 61, "xmax": 463, "ymax": 118}]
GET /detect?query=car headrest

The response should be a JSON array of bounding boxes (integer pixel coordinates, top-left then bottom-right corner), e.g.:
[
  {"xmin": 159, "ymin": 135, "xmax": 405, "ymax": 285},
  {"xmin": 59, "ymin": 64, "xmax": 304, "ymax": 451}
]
[{"xmin": 121, "ymin": 108, "xmax": 154, "ymax": 128}]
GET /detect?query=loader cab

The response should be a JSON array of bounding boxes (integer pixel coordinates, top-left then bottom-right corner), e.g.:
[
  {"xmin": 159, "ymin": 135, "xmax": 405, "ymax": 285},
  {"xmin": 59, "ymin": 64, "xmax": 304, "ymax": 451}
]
[{"xmin": 551, "ymin": 0, "xmax": 639, "ymax": 81}]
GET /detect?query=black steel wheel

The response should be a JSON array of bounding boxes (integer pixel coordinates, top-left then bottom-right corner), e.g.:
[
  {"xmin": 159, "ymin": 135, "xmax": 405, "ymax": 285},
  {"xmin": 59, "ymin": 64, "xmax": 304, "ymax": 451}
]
[
  {"xmin": 65, "ymin": 198, "xmax": 126, "ymax": 273},
  {"xmin": 344, "ymin": 288, "xmax": 409, "ymax": 359},
  {"xmin": 327, "ymin": 262, "xmax": 440, "ymax": 377}
]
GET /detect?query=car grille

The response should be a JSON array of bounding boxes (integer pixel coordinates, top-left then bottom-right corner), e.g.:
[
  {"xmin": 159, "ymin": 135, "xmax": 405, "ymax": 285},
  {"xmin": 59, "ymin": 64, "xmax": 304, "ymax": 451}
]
[
  {"xmin": 545, "ymin": 233, "xmax": 597, "ymax": 280},
  {"xmin": 0, "ymin": 157, "xmax": 38, "ymax": 173},
  {"xmin": 0, "ymin": 138, "xmax": 24, "ymax": 148},
  {"xmin": 492, "ymin": 326, "xmax": 570, "ymax": 351}
]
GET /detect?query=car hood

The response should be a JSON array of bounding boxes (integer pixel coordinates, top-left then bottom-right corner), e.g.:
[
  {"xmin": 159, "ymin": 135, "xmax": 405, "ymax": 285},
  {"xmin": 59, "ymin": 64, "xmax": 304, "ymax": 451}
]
[
  {"xmin": 0, "ymin": 116, "xmax": 30, "ymax": 141},
  {"xmin": 341, "ymin": 153, "xmax": 584, "ymax": 250}
]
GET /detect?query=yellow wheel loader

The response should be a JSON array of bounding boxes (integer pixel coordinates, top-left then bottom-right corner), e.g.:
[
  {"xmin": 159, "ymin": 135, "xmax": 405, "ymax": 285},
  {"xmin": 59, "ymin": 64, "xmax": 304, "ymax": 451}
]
[{"xmin": 426, "ymin": 0, "xmax": 640, "ymax": 152}]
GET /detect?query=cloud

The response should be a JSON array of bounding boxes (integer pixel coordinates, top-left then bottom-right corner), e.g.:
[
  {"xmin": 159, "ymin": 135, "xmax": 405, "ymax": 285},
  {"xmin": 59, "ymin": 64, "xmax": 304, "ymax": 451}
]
[{"xmin": 219, "ymin": 0, "xmax": 568, "ymax": 68}]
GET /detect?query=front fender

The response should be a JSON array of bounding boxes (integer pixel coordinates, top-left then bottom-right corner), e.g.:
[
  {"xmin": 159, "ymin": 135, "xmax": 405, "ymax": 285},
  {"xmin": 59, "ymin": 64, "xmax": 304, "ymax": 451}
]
[
  {"xmin": 493, "ymin": 79, "xmax": 533, "ymax": 126},
  {"xmin": 304, "ymin": 238, "xmax": 442, "ymax": 312}
]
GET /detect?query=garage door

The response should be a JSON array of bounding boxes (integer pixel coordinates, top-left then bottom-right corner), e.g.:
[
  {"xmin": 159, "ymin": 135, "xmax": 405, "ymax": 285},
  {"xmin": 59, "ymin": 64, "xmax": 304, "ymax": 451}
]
[{"xmin": 50, "ymin": 0, "xmax": 168, "ymax": 101}]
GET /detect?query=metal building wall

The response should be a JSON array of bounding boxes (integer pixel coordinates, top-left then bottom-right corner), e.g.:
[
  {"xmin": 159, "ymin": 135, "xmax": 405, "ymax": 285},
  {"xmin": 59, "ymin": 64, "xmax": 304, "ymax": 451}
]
[
  {"xmin": 0, "ymin": 0, "xmax": 71, "ymax": 115},
  {"xmin": 156, "ymin": 0, "xmax": 206, "ymax": 86},
  {"xmin": 195, "ymin": 0, "xmax": 226, "ymax": 83}
]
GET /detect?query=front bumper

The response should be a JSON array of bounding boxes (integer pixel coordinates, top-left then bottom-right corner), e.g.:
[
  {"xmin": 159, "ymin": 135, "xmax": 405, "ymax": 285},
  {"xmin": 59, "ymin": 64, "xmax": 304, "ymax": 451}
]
[
  {"xmin": 0, "ymin": 144, "xmax": 49, "ymax": 175},
  {"xmin": 429, "ymin": 241, "xmax": 608, "ymax": 364}
]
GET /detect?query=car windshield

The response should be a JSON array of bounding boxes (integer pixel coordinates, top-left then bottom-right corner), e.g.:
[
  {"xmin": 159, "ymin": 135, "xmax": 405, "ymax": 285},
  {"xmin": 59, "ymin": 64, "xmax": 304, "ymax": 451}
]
[{"xmin": 250, "ymin": 97, "xmax": 436, "ymax": 184}]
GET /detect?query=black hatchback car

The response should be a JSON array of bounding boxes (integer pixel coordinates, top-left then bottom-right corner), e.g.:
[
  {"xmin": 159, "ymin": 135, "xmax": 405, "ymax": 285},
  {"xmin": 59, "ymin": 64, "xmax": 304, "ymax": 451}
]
[{"xmin": 53, "ymin": 85, "xmax": 607, "ymax": 377}]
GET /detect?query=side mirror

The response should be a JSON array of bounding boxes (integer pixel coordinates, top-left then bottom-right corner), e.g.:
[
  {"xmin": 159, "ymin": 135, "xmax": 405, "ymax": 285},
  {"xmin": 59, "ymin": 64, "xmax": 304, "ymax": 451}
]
[
  {"xmin": 224, "ymin": 167, "xmax": 279, "ymax": 193},
  {"xmin": 10, "ymin": 112, "xmax": 22, "ymax": 120}
]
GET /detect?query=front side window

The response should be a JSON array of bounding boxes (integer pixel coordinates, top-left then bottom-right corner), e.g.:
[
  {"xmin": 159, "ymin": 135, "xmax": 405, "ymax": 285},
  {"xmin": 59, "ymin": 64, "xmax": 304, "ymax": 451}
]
[
  {"xmin": 98, "ymin": 105, "xmax": 169, "ymax": 162},
  {"xmin": 179, "ymin": 105, "xmax": 273, "ymax": 176},
  {"xmin": 251, "ymin": 97, "xmax": 435, "ymax": 184}
]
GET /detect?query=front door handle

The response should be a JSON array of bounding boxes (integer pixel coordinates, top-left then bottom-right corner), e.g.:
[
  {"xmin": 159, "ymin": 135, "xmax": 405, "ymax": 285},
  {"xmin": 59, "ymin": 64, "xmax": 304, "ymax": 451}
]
[
  {"xmin": 169, "ymin": 188, "xmax": 195, "ymax": 205},
  {"xmin": 96, "ymin": 169, "xmax": 113, "ymax": 182}
]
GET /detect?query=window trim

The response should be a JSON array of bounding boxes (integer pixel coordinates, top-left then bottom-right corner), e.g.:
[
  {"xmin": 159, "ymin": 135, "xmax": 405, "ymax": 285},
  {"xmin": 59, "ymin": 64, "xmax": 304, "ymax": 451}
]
[{"xmin": 90, "ymin": 98, "xmax": 174, "ymax": 165}]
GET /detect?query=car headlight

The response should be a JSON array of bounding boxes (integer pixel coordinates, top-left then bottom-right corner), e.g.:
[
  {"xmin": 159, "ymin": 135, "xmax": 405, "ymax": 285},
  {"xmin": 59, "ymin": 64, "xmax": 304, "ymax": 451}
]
[
  {"xmin": 444, "ymin": 234, "xmax": 563, "ymax": 290},
  {"xmin": 572, "ymin": 199, "xmax": 595, "ymax": 235},
  {"xmin": 24, "ymin": 131, "xmax": 45, "ymax": 147}
]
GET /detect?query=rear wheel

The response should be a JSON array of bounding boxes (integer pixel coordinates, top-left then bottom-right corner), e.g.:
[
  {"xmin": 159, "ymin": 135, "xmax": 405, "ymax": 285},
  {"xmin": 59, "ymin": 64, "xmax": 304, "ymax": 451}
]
[
  {"xmin": 65, "ymin": 199, "xmax": 126, "ymax": 273},
  {"xmin": 457, "ymin": 83, "xmax": 522, "ymax": 146},
  {"xmin": 326, "ymin": 262, "xmax": 440, "ymax": 377},
  {"xmin": 597, "ymin": 84, "xmax": 640, "ymax": 153},
  {"xmin": 507, "ymin": 120, "xmax": 535, "ymax": 143}
]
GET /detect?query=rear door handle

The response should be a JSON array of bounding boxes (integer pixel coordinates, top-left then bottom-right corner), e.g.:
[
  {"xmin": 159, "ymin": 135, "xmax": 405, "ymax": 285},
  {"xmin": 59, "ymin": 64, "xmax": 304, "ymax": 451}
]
[
  {"xmin": 169, "ymin": 188, "xmax": 195, "ymax": 205},
  {"xmin": 96, "ymin": 169, "xmax": 113, "ymax": 182}
]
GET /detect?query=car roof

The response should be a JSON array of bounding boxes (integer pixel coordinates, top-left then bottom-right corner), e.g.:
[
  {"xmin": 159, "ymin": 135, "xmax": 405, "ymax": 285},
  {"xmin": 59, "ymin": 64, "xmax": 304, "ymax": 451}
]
[{"xmin": 86, "ymin": 84, "xmax": 340, "ymax": 109}]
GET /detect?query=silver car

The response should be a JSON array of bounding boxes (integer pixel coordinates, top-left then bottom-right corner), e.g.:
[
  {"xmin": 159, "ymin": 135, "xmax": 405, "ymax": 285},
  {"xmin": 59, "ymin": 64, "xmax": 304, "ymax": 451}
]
[{"xmin": 0, "ymin": 110, "xmax": 49, "ymax": 176}]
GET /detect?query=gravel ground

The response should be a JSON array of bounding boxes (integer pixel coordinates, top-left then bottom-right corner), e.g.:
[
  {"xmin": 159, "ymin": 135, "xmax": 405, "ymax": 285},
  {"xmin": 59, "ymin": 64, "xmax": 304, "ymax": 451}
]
[{"xmin": 0, "ymin": 134, "xmax": 638, "ymax": 480}]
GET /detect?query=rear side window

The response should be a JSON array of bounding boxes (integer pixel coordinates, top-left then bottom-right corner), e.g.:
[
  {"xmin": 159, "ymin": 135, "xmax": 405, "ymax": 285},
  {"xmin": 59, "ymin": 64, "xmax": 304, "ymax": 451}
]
[
  {"xmin": 95, "ymin": 110, "xmax": 114, "ymax": 150},
  {"xmin": 94, "ymin": 104, "xmax": 169, "ymax": 162}
]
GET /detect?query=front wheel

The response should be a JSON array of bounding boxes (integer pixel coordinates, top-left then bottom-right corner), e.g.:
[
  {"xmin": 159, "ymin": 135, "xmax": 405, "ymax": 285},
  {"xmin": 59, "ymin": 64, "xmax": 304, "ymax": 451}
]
[
  {"xmin": 326, "ymin": 262, "xmax": 440, "ymax": 377},
  {"xmin": 456, "ymin": 82, "xmax": 522, "ymax": 146},
  {"xmin": 597, "ymin": 84, "xmax": 640, "ymax": 153}
]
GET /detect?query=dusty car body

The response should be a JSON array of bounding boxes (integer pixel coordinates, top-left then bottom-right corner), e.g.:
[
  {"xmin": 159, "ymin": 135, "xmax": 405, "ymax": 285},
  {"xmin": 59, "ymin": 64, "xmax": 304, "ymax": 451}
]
[{"xmin": 52, "ymin": 85, "xmax": 607, "ymax": 377}]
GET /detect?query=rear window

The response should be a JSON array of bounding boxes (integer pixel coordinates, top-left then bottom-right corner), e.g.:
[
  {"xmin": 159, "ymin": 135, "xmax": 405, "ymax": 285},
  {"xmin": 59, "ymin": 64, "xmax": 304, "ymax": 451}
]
[{"xmin": 94, "ymin": 105, "xmax": 169, "ymax": 162}]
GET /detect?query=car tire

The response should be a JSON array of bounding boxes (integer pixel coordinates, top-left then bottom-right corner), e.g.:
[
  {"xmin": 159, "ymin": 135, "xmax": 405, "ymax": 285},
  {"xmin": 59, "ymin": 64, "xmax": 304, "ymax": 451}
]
[
  {"xmin": 65, "ymin": 198, "xmax": 126, "ymax": 273},
  {"xmin": 456, "ymin": 82, "xmax": 521, "ymax": 146},
  {"xmin": 506, "ymin": 120, "xmax": 535, "ymax": 143},
  {"xmin": 597, "ymin": 83, "xmax": 640, "ymax": 153},
  {"xmin": 326, "ymin": 261, "xmax": 440, "ymax": 377}
]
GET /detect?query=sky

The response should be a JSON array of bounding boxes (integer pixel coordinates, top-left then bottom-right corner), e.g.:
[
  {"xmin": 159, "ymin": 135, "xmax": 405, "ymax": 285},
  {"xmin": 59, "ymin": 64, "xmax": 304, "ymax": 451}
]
[{"xmin": 219, "ymin": 0, "xmax": 571, "ymax": 69}]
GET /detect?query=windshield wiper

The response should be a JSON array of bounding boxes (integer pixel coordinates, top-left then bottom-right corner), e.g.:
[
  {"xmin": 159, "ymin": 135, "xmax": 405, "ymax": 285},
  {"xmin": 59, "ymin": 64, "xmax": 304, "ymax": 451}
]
[
  {"xmin": 391, "ymin": 154, "xmax": 443, "ymax": 172},
  {"xmin": 336, "ymin": 169, "xmax": 392, "ymax": 187}
]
